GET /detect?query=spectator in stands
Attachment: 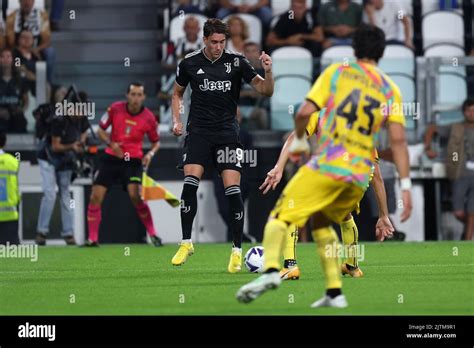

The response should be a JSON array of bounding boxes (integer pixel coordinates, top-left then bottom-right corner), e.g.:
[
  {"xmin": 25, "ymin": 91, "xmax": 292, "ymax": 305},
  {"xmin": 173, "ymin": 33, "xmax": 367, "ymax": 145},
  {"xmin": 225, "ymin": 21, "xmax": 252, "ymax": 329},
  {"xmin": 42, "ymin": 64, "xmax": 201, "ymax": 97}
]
[
  {"xmin": 0, "ymin": 48, "xmax": 28, "ymax": 133},
  {"xmin": 364, "ymin": 0, "xmax": 414, "ymax": 49},
  {"xmin": 174, "ymin": 0, "xmax": 204, "ymax": 16},
  {"xmin": 6, "ymin": 0, "xmax": 55, "ymax": 82},
  {"xmin": 0, "ymin": 14, "xmax": 5, "ymax": 50},
  {"xmin": 318, "ymin": 0, "xmax": 362, "ymax": 48},
  {"xmin": 240, "ymin": 42, "xmax": 268, "ymax": 129},
  {"xmin": 217, "ymin": 0, "xmax": 272, "ymax": 27},
  {"xmin": 266, "ymin": 0, "xmax": 324, "ymax": 57},
  {"xmin": 173, "ymin": 16, "xmax": 204, "ymax": 62},
  {"xmin": 424, "ymin": 98, "xmax": 474, "ymax": 240},
  {"xmin": 49, "ymin": 0, "xmax": 65, "ymax": 31},
  {"xmin": 13, "ymin": 29, "xmax": 38, "ymax": 94},
  {"xmin": 227, "ymin": 15, "xmax": 249, "ymax": 53}
]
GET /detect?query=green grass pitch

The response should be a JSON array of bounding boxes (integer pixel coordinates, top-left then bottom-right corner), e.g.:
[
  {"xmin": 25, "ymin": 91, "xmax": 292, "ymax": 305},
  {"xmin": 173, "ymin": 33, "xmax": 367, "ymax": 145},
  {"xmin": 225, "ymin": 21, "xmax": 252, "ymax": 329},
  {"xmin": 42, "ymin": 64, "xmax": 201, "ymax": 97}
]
[{"xmin": 0, "ymin": 241, "xmax": 472, "ymax": 315}]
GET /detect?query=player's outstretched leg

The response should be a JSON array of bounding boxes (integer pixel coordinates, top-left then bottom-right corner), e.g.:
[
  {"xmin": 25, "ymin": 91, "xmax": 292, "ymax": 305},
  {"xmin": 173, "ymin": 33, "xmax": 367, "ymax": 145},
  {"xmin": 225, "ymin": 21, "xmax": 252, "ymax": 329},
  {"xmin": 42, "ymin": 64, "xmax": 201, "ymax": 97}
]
[
  {"xmin": 236, "ymin": 218, "xmax": 285, "ymax": 303},
  {"xmin": 340, "ymin": 214, "xmax": 363, "ymax": 277},
  {"xmin": 280, "ymin": 224, "xmax": 300, "ymax": 280},
  {"xmin": 172, "ymin": 175, "xmax": 199, "ymax": 265},
  {"xmin": 310, "ymin": 223, "xmax": 348, "ymax": 308},
  {"xmin": 225, "ymin": 185, "xmax": 244, "ymax": 273}
]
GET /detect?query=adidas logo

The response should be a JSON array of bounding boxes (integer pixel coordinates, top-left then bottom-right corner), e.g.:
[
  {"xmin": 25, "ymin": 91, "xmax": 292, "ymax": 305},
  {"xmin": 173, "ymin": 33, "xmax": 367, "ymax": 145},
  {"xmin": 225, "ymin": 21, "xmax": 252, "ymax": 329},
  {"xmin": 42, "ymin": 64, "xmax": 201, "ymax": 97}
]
[{"xmin": 197, "ymin": 68, "xmax": 205, "ymax": 75}]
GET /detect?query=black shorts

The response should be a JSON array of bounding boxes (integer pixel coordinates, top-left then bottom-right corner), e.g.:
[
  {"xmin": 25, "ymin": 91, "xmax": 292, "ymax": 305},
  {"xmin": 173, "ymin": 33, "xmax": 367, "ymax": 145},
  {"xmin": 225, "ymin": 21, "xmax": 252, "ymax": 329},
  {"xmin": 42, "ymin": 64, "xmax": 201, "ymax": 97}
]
[
  {"xmin": 93, "ymin": 153, "xmax": 143, "ymax": 188},
  {"xmin": 182, "ymin": 132, "xmax": 243, "ymax": 173}
]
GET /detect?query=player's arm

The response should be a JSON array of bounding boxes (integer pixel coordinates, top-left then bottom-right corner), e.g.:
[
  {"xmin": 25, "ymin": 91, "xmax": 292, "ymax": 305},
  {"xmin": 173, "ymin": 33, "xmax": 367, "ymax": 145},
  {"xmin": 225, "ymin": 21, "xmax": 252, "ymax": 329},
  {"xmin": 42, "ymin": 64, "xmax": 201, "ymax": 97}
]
[
  {"xmin": 371, "ymin": 162, "xmax": 395, "ymax": 241},
  {"xmin": 260, "ymin": 132, "xmax": 294, "ymax": 194},
  {"xmin": 388, "ymin": 122, "xmax": 412, "ymax": 222},
  {"xmin": 249, "ymin": 52, "xmax": 274, "ymax": 97},
  {"xmin": 287, "ymin": 101, "xmax": 318, "ymax": 156},
  {"xmin": 172, "ymin": 82, "xmax": 186, "ymax": 136}
]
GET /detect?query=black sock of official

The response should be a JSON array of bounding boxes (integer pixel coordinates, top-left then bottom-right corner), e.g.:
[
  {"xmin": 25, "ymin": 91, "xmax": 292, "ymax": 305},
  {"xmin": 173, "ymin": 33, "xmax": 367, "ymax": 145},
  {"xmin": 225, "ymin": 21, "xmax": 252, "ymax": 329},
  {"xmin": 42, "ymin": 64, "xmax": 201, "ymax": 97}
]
[
  {"xmin": 326, "ymin": 288, "xmax": 342, "ymax": 299},
  {"xmin": 225, "ymin": 185, "xmax": 244, "ymax": 249},
  {"xmin": 180, "ymin": 175, "xmax": 200, "ymax": 240}
]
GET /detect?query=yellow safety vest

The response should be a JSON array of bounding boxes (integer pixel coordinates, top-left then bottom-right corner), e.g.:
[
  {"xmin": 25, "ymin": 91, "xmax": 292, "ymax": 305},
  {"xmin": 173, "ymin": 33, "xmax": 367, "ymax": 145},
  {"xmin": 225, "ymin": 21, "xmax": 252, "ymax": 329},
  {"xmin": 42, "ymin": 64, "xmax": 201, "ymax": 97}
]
[{"xmin": 0, "ymin": 152, "xmax": 20, "ymax": 222}]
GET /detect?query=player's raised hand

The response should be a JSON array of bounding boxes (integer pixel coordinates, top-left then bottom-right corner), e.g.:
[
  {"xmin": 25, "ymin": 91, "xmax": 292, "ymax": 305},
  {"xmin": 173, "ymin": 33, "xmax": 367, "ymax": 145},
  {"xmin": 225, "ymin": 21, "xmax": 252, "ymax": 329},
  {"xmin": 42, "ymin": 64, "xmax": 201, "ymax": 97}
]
[
  {"xmin": 259, "ymin": 51, "xmax": 272, "ymax": 72},
  {"xmin": 172, "ymin": 121, "xmax": 183, "ymax": 136},
  {"xmin": 375, "ymin": 216, "xmax": 395, "ymax": 242},
  {"xmin": 400, "ymin": 190, "xmax": 412, "ymax": 222},
  {"xmin": 259, "ymin": 166, "xmax": 283, "ymax": 194}
]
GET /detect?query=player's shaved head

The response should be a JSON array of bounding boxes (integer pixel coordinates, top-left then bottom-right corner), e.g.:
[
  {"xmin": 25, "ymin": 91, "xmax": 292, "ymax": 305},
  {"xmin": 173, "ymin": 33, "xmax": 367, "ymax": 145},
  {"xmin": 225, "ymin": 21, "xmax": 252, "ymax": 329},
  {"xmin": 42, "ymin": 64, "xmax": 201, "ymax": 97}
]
[{"xmin": 352, "ymin": 24, "xmax": 386, "ymax": 63}]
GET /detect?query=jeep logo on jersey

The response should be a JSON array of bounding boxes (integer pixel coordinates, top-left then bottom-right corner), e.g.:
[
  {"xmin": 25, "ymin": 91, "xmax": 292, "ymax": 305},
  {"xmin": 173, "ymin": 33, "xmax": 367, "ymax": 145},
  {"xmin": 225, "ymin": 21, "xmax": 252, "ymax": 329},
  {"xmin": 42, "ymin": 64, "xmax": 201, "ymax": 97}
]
[{"xmin": 199, "ymin": 79, "xmax": 232, "ymax": 92}]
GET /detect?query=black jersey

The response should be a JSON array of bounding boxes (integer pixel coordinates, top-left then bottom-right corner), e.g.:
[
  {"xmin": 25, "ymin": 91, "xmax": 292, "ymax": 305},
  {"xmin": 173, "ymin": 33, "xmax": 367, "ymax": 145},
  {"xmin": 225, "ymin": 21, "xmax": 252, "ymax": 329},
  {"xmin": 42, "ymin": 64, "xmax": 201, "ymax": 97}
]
[{"xmin": 175, "ymin": 48, "xmax": 259, "ymax": 138}]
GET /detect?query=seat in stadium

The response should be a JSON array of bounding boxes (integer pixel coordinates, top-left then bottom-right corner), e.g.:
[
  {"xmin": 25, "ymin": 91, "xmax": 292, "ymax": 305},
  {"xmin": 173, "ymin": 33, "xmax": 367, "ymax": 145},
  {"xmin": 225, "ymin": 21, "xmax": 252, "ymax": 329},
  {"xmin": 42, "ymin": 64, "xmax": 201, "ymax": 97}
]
[
  {"xmin": 169, "ymin": 14, "xmax": 208, "ymax": 45},
  {"xmin": 271, "ymin": 46, "xmax": 312, "ymax": 77},
  {"xmin": 223, "ymin": 13, "xmax": 262, "ymax": 45},
  {"xmin": 421, "ymin": 0, "xmax": 463, "ymax": 15},
  {"xmin": 271, "ymin": 75, "xmax": 312, "ymax": 130},
  {"xmin": 422, "ymin": 11, "xmax": 464, "ymax": 50},
  {"xmin": 424, "ymin": 44, "xmax": 465, "ymax": 57},
  {"xmin": 271, "ymin": 0, "xmax": 313, "ymax": 17},
  {"xmin": 388, "ymin": 74, "xmax": 416, "ymax": 129},
  {"xmin": 379, "ymin": 44, "xmax": 415, "ymax": 76},
  {"xmin": 424, "ymin": 44, "xmax": 466, "ymax": 75},
  {"xmin": 320, "ymin": 45, "xmax": 355, "ymax": 66}
]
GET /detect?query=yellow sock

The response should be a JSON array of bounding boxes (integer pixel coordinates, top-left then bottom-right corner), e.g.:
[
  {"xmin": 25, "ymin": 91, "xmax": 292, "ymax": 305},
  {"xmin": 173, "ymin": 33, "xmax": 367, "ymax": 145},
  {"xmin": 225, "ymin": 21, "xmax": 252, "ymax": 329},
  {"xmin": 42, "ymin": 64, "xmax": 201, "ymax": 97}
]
[
  {"xmin": 312, "ymin": 226, "xmax": 342, "ymax": 290},
  {"xmin": 340, "ymin": 216, "xmax": 359, "ymax": 268},
  {"xmin": 283, "ymin": 224, "xmax": 298, "ymax": 262},
  {"xmin": 262, "ymin": 219, "xmax": 287, "ymax": 271}
]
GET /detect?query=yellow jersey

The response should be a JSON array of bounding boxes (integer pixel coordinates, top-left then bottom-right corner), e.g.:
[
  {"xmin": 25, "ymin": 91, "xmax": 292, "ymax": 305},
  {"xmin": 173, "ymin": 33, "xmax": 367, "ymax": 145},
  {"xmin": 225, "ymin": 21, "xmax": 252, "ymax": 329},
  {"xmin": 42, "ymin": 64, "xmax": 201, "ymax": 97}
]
[{"xmin": 305, "ymin": 62, "xmax": 404, "ymax": 189}]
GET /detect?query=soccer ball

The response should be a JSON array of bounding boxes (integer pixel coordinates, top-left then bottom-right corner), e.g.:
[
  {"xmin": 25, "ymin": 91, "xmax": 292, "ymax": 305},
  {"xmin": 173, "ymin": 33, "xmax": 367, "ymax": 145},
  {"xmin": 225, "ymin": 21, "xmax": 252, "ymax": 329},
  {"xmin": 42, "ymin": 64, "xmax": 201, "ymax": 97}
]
[{"xmin": 244, "ymin": 246, "xmax": 264, "ymax": 273}]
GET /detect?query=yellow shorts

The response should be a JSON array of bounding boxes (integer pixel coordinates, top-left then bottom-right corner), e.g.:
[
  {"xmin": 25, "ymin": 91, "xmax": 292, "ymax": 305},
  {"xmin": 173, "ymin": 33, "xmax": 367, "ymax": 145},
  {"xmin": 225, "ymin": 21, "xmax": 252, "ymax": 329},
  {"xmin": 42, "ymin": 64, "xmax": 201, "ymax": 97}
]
[{"xmin": 271, "ymin": 166, "xmax": 365, "ymax": 227}]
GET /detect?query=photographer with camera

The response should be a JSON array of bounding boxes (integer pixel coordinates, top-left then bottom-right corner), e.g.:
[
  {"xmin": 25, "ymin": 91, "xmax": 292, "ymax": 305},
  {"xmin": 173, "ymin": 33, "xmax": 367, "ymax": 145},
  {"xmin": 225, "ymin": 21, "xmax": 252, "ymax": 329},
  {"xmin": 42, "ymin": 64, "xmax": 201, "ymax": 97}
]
[{"xmin": 35, "ymin": 89, "xmax": 90, "ymax": 246}]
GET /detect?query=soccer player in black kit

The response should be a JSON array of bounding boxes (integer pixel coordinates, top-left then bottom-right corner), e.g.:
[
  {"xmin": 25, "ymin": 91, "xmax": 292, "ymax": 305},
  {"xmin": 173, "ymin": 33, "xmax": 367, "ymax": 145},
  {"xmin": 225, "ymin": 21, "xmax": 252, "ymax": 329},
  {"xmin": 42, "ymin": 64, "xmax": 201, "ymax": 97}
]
[{"xmin": 171, "ymin": 19, "xmax": 274, "ymax": 272}]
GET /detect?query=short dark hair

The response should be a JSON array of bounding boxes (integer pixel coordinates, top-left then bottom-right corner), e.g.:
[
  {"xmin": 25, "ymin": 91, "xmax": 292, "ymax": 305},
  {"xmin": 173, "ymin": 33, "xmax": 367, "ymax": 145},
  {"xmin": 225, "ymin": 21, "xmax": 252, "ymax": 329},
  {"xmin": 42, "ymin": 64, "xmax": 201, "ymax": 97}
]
[
  {"xmin": 203, "ymin": 18, "xmax": 229, "ymax": 39},
  {"xmin": 127, "ymin": 82, "xmax": 145, "ymax": 94},
  {"xmin": 0, "ymin": 131, "xmax": 6, "ymax": 148},
  {"xmin": 352, "ymin": 24, "xmax": 386, "ymax": 63},
  {"xmin": 462, "ymin": 98, "xmax": 474, "ymax": 112}
]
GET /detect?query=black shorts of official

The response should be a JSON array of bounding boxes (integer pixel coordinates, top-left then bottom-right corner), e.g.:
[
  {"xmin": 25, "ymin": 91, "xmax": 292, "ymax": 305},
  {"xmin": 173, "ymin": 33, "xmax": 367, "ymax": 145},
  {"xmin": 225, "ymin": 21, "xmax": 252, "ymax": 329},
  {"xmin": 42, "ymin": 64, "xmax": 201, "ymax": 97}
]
[
  {"xmin": 182, "ymin": 132, "xmax": 244, "ymax": 174},
  {"xmin": 0, "ymin": 220, "xmax": 20, "ymax": 245},
  {"xmin": 93, "ymin": 153, "xmax": 143, "ymax": 188}
]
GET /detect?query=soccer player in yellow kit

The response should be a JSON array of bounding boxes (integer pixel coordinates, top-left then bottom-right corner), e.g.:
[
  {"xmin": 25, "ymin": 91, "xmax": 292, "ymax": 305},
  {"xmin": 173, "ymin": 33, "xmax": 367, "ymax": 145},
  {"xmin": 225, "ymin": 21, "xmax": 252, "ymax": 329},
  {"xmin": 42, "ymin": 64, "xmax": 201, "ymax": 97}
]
[
  {"xmin": 236, "ymin": 25, "xmax": 412, "ymax": 307},
  {"xmin": 259, "ymin": 108, "xmax": 395, "ymax": 280}
]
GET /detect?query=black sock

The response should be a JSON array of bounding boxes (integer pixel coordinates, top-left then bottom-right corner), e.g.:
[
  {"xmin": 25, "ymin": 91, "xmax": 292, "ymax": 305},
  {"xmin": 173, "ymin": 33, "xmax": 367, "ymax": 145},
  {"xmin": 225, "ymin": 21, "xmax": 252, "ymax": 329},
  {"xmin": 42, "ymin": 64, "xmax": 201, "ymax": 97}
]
[
  {"xmin": 225, "ymin": 185, "xmax": 244, "ymax": 248},
  {"xmin": 326, "ymin": 288, "xmax": 342, "ymax": 299},
  {"xmin": 180, "ymin": 175, "xmax": 199, "ymax": 240},
  {"xmin": 284, "ymin": 259, "xmax": 297, "ymax": 268}
]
